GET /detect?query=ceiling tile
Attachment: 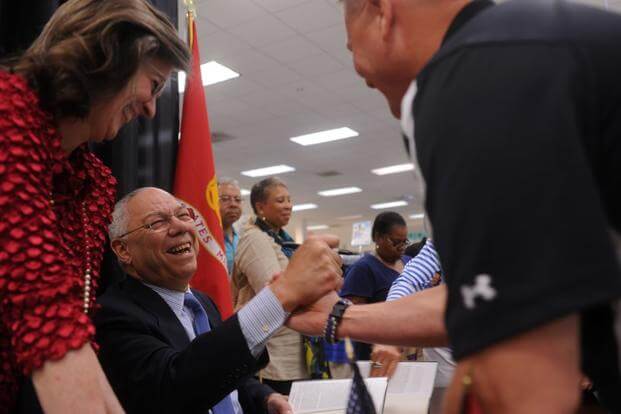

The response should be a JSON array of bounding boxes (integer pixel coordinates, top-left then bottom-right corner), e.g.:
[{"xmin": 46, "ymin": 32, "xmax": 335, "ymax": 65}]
[
  {"xmin": 245, "ymin": 65, "xmax": 304, "ymax": 88},
  {"xmin": 227, "ymin": 14, "xmax": 297, "ymax": 48},
  {"xmin": 260, "ymin": 35, "xmax": 325, "ymax": 64},
  {"xmin": 252, "ymin": 0, "xmax": 311, "ymax": 13},
  {"xmin": 275, "ymin": 2, "xmax": 343, "ymax": 33},
  {"xmin": 287, "ymin": 52, "xmax": 345, "ymax": 78},
  {"xmin": 197, "ymin": 0, "xmax": 270, "ymax": 29}
]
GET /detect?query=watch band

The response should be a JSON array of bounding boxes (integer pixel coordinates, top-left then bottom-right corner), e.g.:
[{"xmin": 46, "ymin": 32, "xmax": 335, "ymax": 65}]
[{"xmin": 324, "ymin": 298, "xmax": 352, "ymax": 344}]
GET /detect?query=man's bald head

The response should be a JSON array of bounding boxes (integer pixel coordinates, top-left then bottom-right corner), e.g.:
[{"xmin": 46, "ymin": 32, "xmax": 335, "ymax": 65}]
[{"xmin": 339, "ymin": 0, "xmax": 469, "ymax": 117}]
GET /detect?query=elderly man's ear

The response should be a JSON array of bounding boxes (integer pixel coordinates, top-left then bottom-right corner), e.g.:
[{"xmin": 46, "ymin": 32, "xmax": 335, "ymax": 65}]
[{"xmin": 111, "ymin": 239, "xmax": 132, "ymax": 266}]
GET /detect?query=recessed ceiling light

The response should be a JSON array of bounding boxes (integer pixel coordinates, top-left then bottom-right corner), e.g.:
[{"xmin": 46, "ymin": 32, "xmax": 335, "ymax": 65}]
[
  {"xmin": 292, "ymin": 203, "xmax": 318, "ymax": 212},
  {"xmin": 307, "ymin": 224, "xmax": 329, "ymax": 231},
  {"xmin": 178, "ymin": 61, "xmax": 240, "ymax": 93},
  {"xmin": 240, "ymin": 189, "xmax": 250, "ymax": 196},
  {"xmin": 370, "ymin": 200, "xmax": 408, "ymax": 210},
  {"xmin": 290, "ymin": 127, "xmax": 359, "ymax": 146},
  {"xmin": 241, "ymin": 165, "xmax": 295, "ymax": 178},
  {"xmin": 371, "ymin": 163, "xmax": 415, "ymax": 176},
  {"xmin": 318, "ymin": 187, "xmax": 362, "ymax": 197},
  {"xmin": 338, "ymin": 214, "xmax": 363, "ymax": 220},
  {"xmin": 410, "ymin": 213, "xmax": 425, "ymax": 219}
]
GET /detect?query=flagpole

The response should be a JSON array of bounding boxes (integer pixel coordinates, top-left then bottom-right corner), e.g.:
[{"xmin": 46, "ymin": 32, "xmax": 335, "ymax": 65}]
[{"xmin": 183, "ymin": 0, "xmax": 196, "ymax": 48}]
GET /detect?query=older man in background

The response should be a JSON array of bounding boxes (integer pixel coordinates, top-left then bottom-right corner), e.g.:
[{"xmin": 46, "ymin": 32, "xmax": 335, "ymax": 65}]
[
  {"xmin": 218, "ymin": 177, "xmax": 243, "ymax": 278},
  {"xmin": 95, "ymin": 187, "xmax": 342, "ymax": 413}
]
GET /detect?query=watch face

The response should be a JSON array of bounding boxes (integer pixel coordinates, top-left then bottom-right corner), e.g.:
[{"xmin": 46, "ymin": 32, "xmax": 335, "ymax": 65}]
[{"xmin": 331, "ymin": 299, "xmax": 351, "ymax": 318}]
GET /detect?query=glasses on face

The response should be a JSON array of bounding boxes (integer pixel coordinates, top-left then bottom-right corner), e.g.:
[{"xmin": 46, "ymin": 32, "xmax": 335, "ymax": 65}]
[
  {"xmin": 150, "ymin": 78, "xmax": 167, "ymax": 100},
  {"xmin": 387, "ymin": 237, "xmax": 409, "ymax": 249},
  {"xmin": 119, "ymin": 208, "xmax": 195, "ymax": 238},
  {"xmin": 219, "ymin": 195, "xmax": 242, "ymax": 204}
]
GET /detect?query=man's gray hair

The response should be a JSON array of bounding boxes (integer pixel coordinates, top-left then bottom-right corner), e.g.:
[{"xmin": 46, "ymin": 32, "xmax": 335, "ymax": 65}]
[
  {"xmin": 108, "ymin": 188, "xmax": 149, "ymax": 241},
  {"xmin": 218, "ymin": 177, "xmax": 240, "ymax": 188}
]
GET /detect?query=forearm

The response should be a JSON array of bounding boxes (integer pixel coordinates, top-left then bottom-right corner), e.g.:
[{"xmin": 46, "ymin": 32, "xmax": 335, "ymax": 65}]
[
  {"xmin": 338, "ymin": 285, "xmax": 448, "ymax": 347},
  {"xmin": 32, "ymin": 344, "xmax": 123, "ymax": 414}
]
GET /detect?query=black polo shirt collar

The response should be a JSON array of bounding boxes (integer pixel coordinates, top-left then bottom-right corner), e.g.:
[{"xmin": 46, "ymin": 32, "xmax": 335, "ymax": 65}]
[{"xmin": 442, "ymin": 0, "xmax": 495, "ymax": 45}]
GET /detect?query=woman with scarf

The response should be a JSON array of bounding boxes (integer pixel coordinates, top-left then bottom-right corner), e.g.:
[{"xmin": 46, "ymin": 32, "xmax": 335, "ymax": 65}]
[{"xmin": 232, "ymin": 177, "xmax": 311, "ymax": 395}]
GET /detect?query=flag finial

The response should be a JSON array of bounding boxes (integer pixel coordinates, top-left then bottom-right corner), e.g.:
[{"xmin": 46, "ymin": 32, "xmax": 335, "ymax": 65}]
[{"xmin": 184, "ymin": 0, "xmax": 197, "ymax": 18}]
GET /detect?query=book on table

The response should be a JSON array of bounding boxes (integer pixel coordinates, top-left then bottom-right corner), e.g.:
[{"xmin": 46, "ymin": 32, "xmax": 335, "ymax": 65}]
[{"xmin": 288, "ymin": 361, "xmax": 438, "ymax": 414}]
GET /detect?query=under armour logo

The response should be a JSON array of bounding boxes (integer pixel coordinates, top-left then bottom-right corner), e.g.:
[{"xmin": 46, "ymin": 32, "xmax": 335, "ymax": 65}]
[{"xmin": 461, "ymin": 274, "xmax": 497, "ymax": 309}]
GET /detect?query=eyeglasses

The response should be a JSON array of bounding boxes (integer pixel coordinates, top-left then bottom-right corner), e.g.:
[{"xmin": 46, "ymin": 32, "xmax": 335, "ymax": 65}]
[
  {"xmin": 150, "ymin": 78, "xmax": 167, "ymax": 100},
  {"xmin": 220, "ymin": 195, "xmax": 242, "ymax": 204},
  {"xmin": 118, "ymin": 208, "xmax": 195, "ymax": 238},
  {"xmin": 387, "ymin": 237, "xmax": 409, "ymax": 248}
]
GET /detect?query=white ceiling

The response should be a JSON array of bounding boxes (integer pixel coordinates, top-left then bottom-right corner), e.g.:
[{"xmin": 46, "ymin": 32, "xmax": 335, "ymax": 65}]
[{"xmin": 176, "ymin": 0, "xmax": 621, "ymax": 246}]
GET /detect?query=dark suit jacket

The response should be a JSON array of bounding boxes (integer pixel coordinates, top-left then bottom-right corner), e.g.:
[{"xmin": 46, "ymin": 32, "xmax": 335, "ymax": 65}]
[{"xmin": 94, "ymin": 276, "xmax": 274, "ymax": 414}]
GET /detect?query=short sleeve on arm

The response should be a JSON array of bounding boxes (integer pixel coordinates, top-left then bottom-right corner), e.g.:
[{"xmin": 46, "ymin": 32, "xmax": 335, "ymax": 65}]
[
  {"xmin": 414, "ymin": 44, "xmax": 621, "ymax": 359},
  {"xmin": 340, "ymin": 257, "xmax": 376, "ymax": 299},
  {"xmin": 0, "ymin": 73, "xmax": 95, "ymax": 375},
  {"xmin": 0, "ymin": 126, "xmax": 93, "ymax": 373}
]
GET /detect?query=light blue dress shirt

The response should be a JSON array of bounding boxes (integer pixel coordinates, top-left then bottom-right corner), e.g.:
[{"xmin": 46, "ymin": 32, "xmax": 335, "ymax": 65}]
[
  {"xmin": 224, "ymin": 229, "xmax": 239, "ymax": 278},
  {"xmin": 143, "ymin": 283, "xmax": 287, "ymax": 414}
]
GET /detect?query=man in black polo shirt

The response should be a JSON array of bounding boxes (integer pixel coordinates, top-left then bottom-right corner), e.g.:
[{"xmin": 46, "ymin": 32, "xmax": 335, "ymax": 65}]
[{"xmin": 290, "ymin": 0, "xmax": 621, "ymax": 412}]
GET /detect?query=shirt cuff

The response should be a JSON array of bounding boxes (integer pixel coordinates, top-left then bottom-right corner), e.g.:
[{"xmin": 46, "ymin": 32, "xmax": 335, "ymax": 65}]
[{"xmin": 238, "ymin": 287, "xmax": 289, "ymax": 358}]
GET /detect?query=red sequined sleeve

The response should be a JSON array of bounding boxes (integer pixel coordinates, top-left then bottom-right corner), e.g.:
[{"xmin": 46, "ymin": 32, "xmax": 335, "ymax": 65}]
[{"xmin": 0, "ymin": 78, "xmax": 94, "ymax": 375}]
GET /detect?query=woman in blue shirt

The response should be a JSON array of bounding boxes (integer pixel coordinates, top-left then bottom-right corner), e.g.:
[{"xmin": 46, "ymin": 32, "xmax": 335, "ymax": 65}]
[{"xmin": 340, "ymin": 211, "xmax": 411, "ymax": 360}]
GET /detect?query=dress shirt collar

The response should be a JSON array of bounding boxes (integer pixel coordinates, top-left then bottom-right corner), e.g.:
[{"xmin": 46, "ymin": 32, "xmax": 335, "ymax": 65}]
[{"xmin": 142, "ymin": 281, "xmax": 188, "ymax": 316}]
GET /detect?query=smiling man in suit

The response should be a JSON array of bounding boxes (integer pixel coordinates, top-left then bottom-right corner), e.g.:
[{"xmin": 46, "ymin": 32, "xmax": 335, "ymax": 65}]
[{"xmin": 95, "ymin": 187, "xmax": 343, "ymax": 413}]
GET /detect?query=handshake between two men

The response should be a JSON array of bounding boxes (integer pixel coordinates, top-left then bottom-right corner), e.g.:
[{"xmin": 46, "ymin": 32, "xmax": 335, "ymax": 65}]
[{"xmin": 269, "ymin": 234, "xmax": 343, "ymax": 314}]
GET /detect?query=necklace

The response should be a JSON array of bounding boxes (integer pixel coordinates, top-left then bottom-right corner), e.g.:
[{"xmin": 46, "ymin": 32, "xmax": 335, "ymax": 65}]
[
  {"xmin": 50, "ymin": 192, "xmax": 92, "ymax": 314},
  {"xmin": 81, "ymin": 201, "xmax": 92, "ymax": 314}
]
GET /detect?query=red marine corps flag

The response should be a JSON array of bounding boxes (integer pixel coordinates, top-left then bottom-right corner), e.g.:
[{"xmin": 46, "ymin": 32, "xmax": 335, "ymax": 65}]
[{"xmin": 174, "ymin": 4, "xmax": 233, "ymax": 319}]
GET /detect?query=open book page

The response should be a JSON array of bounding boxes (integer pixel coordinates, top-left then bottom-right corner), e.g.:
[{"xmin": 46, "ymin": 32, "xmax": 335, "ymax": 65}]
[
  {"xmin": 289, "ymin": 377, "xmax": 388, "ymax": 414},
  {"xmin": 357, "ymin": 361, "xmax": 437, "ymax": 396},
  {"xmin": 357, "ymin": 361, "xmax": 438, "ymax": 414}
]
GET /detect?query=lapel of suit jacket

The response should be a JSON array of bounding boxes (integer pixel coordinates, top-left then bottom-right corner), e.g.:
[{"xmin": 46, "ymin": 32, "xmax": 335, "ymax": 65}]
[{"xmin": 122, "ymin": 275, "xmax": 192, "ymax": 349}]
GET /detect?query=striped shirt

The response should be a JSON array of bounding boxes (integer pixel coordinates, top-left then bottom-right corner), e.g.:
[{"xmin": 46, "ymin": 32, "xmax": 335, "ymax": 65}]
[
  {"xmin": 144, "ymin": 282, "xmax": 287, "ymax": 357},
  {"xmin": 387, "ymin": 239, "xmax": 441, "ymax": 301}
]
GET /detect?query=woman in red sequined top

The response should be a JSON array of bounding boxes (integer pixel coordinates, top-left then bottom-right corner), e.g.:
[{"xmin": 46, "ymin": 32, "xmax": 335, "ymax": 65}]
[{"xmin": 0, "ymin": 1, "xmax": 190, "ymax": 412}]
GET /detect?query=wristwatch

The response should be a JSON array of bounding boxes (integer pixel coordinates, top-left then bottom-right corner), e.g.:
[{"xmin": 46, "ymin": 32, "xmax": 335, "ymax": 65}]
[{"xmin": 324, "ymin": 298, "xmax": 352, "ymax": 344}]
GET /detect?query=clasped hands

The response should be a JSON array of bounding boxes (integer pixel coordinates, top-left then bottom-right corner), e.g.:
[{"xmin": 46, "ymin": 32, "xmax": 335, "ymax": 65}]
[{"xmin": 269, "ymin": 235, "xmax": 343, "ymax": 314}]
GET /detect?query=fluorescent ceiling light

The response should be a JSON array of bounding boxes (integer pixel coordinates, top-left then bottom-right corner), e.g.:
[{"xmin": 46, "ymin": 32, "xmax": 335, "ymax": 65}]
[
  {"xmin": 370, "ymin": 200, "xmax": 408, "ymax": 210},
  {"xmin": 410, "ymin": 213, "xmax": 425, "ymax": 220},
  {"xmin": 292, "ymin": 203, "xmax": 318, "ymax": 212},
  {"xmin": 178, "ymin": 61, "xmax": 240, "ymax": 93},
  {"xmin": 307, "ymin": 224, "xmax": 329, "ymax": 231},
  {"xmin": 290, "ymin": 127, "xmax": 359, "ymax": 146},
  {"xmin": 338, "ymin": 214, "xmax": 363, "ymax": 220},
  {"xmin": 240, "ymin": 189, "xmax": 250, "ymax": 196},
  {"xmin": 371, "ymin": 163, "xmax": 415, "ymax": 176},
  {"xmin": 241, "ymin": 165, "xmax": 295, "ymax": 178},
  {"xmin": 318, "ymin": 187, "xmax": 362, "ymax": 197}
]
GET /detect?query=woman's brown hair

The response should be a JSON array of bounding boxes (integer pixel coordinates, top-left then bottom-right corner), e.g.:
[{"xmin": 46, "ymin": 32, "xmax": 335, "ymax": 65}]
[{"xmin": 10, "ymin": 0, "xmax": 191, "ymax": 119}]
